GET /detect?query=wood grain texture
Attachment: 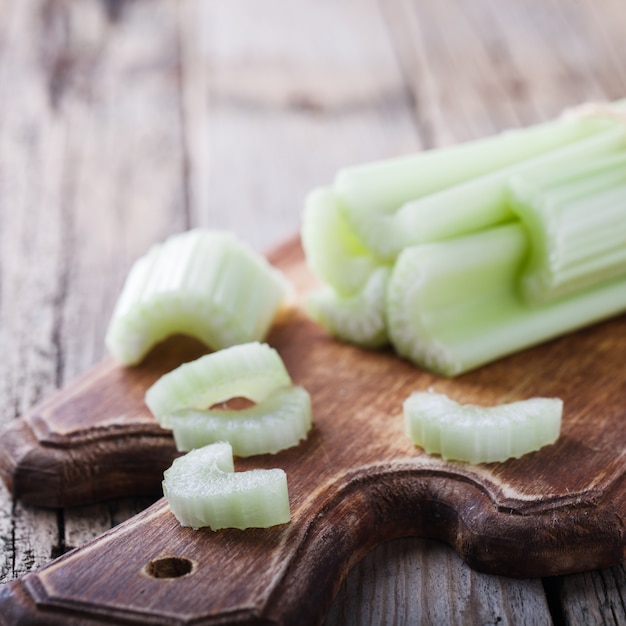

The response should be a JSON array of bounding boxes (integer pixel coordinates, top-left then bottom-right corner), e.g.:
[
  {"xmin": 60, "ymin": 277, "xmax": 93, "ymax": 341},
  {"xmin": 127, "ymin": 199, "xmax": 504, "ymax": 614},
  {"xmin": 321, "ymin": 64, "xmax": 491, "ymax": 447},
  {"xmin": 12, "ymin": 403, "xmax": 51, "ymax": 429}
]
[
  {"xmin": 325, "ymin": 537, "xmax": 550, "ymax": 626},
  {"xmin": 0, "ymin": 0, "xmax": 625, "ymax": 624},
  {"xmin": 0, "ymin": 237, "xmax": 624, "ymax": 624},
  {"xmin": 0, "ymin": 0, "xmax": 187, "ymax": 595}
]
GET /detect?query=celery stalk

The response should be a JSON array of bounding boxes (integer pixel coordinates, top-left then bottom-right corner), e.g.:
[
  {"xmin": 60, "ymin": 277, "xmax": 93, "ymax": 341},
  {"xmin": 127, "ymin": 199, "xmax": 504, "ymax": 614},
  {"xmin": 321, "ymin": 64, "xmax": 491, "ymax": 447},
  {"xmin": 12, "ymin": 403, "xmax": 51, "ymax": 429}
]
[
  {"xmin": 337, "ymin": 125, "xmax": 626, "ymax": 260},
  {"xmin": 387, "ymin": 223, "xmax": 626, "ymax": 376},
  {"xmin": 170, "ymin": 386, "xmax": 312, "ymax": 456},
  {"xmin": 145, "ymin": 342, "xmax": 292, "ymax": 427},
  {"xmin": 335, "ymin": 114, "xmax": 616, "ymax": 217},
  {"xmin": 403, "ymin": 391, "xmax": 562, "ymax": 464},
  {"xmin": 105, "ymin": 229, "xmax": 290, "ymax": 365},
  {"xmin": 162, "ymin": 442, "xmax": 290, "ymax": 530},
  {"xmin": 509, "ymin": 152, "xmax": 626, "ymax": 303}
]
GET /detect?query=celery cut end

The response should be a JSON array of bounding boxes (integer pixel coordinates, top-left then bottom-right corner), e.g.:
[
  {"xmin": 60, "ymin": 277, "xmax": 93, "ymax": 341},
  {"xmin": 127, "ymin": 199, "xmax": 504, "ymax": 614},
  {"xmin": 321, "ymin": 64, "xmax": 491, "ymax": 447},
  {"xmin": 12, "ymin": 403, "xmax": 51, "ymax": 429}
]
[
  {"xmin": 306, "ymin": 266, "xmax": 390, "ymax": 349},
  {"xmin": 386, "ymin": 224, "xmax": 528, "ymax": 376}
]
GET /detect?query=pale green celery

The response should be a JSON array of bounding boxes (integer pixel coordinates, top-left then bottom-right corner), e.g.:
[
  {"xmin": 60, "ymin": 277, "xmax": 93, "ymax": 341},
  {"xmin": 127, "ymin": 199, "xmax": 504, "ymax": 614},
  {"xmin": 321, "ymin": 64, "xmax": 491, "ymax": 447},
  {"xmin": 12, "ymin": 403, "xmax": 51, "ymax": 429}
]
[
  {"xmin": 386, "ymin": 222, "xmax": 626, "ymax": 376},
  {"xmin": 335, "ymin": 124, "xmax": 626, "ymax": 260},
  {"xmin": 403, "ymin": 391, "xmax": 562, "ymax": 464},
  {"xmin": 171, "ymin": 386, "xmax": 312, "ymax": 456},
  {"xmin": 145, "ymin": 342, "xmax": 292, "ymax": 427},
  {"xmin": 105, "ymin": 229, "xmax": 290, "ymax": 365},
  {"xmin": 335, "ymin": 114, "xmax": 616, "ymax": 214},
  {"xmin": 509, "ymin": 152, "xmax": 626, "ymax": 304},
  {"xmin": 306, "ymin": 266, "xmax": 390, "ymax": 349},
  {"xmin": 301, "ymin": 187, "xmax": 385, "ymax": 295},
  {"xmin": 162, "ymin": 442, "xmax": 290, "ymax": 530}
]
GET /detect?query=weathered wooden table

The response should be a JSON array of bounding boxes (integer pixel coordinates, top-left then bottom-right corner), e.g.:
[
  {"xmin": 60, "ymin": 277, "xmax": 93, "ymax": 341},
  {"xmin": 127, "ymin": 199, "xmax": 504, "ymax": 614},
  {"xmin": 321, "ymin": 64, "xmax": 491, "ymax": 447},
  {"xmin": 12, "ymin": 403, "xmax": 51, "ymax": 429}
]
[{"xmin": 0, "ymin": 0, "xmax": 624, "ymax": 624}]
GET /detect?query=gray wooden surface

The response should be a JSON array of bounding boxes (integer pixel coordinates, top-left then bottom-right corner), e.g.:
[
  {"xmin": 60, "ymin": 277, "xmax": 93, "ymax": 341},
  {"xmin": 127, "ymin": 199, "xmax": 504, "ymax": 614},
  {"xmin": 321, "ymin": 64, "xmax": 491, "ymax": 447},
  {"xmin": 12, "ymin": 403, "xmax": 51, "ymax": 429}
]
[{"xmin": 0, "ymin": 0, "xmax": 624, "ymax": 624}]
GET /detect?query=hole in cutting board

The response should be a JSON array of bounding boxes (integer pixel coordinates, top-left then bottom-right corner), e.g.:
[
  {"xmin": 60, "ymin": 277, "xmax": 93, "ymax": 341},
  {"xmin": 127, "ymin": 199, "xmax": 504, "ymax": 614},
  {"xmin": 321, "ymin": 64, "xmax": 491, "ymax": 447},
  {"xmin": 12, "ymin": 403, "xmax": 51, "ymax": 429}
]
[{"xmin": 144, "ymin": 556, "xmax": 194, "ymax": 579}]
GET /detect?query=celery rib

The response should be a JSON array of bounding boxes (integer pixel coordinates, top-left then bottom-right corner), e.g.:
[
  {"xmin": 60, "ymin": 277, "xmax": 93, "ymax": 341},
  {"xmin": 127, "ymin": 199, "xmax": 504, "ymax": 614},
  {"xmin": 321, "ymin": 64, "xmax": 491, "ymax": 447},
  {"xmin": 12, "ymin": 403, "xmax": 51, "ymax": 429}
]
[
  {"xmin": 162, "ymin": 442, "xmax": 291, "ymax": 530},
  {"xmin": 105, "ymin": 229, "xmax": 290, "ymax": 365},
  {"xmin": 403, "ymin": 391, "xmax": 562, "ymax": 464},
  {"xmin": 171, "ymin": 386, "xmax": 312, "ymax": 456},
  {"xmin": 336, "ymin": 124, "xmax": 626, "ymax": 261}
]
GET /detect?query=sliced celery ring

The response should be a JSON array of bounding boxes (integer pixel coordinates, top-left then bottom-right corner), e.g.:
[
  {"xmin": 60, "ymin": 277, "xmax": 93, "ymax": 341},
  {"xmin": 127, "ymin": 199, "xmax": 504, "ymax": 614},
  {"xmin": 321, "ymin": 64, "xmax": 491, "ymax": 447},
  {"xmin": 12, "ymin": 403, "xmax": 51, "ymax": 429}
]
[
  {"xmin": 105, "ymin": 229, "xmax": 290, "ymax": 365},
  {"xmin": 171, "ymin": 386, "xmax": 312, "ymax": 456},
  {"xmin": 404, "ymin": 391, "xmax": 563, "ymax": 464},
  {"xmin": 162, "ymin": 442, "xmax": 290, "ymax": 530},
  {"xmin": 145, "ymin": 342, "xmax": 292, "ymax": 428}
]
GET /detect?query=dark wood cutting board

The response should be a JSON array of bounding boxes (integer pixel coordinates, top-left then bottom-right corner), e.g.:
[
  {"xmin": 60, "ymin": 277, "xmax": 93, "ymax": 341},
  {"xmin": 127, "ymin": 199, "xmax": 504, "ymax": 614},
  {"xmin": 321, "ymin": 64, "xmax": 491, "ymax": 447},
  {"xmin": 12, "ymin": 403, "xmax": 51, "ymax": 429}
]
[{"xmin": 0, "ymin": 236, "xmax": 624, "ymax": 625}]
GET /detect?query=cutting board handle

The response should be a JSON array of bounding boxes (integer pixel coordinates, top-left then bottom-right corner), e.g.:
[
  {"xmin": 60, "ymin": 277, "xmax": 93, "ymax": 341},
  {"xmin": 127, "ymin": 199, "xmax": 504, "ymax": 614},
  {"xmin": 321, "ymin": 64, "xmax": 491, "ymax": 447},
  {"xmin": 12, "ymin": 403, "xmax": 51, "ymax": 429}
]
[{"xmin": 0, "ymin": 337, "xmax": 207, "ymax": 508}]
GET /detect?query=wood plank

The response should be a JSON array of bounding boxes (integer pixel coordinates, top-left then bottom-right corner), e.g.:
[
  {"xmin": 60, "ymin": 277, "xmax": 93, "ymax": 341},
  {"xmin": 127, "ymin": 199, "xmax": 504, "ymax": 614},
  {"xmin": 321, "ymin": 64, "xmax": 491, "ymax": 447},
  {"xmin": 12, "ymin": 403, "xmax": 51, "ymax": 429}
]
[
  {"xmin": 325, "ymin": 538, "xmax": 549, "ymax": 626},
  {"xmin": 180, "ymin": 0, "xmax": 419, "ymax": 252},
  {"xmin": 559, "ymin": 564, "xmax": 626, "ymax": 625},
  {"xmin": 0, "ymin": 0, "xmax": 74, "ymax": 582},
  {"xmin": 37, "ymin": 0, "xmax": 190, "ymax": 554},
  {"xmin": 0, "ymin": 0, "xmax": 188, "ymax": 583}
]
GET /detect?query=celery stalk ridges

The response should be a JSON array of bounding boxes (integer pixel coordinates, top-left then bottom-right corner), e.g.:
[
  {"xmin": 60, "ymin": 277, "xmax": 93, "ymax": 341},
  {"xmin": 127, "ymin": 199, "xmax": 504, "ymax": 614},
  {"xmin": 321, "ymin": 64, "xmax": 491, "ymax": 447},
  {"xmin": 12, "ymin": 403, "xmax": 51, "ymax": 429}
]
[{"xmin": 106, "ymin": 229, "xmax": 290, "ymax": 366}]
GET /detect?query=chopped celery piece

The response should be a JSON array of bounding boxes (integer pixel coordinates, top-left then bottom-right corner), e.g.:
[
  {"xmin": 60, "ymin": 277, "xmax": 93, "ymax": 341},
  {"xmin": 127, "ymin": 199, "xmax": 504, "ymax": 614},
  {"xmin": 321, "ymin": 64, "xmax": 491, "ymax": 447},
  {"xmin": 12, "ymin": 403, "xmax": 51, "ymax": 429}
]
[
  {"xmin": 162, "ymin": 442, "xmax": 290, "ymax": 530},
  {"xmin": 301, "ymin": 187, "xmax": 385, "ymax": 295},
  {"xmin": 509, "ymin": 152, "xmax": 626, "ymax": 303},
  {"xmin": 403, "ymin": 391, "xmax": 563, "ymax": 464},
  {"xmin": 105, "ymin": 229, "xmax": 290, "ymax": 365},
  {"xmin": 386, "ymin": 223, "xmax": 626, "ymax": 376},
  {"xmin": 171, "ymin": 386, "xmax": 312, "ymax": 456},
  {"xmin": 337, "ymin": 125, "xmax": 626, "ymax": 260},
  {"xmin": 145, "ymin": 342, "xmax": 292, "ymax": 427},
  {"xmin": 306, "ymin": 267, "xmax": 390, "ymax": 349}
]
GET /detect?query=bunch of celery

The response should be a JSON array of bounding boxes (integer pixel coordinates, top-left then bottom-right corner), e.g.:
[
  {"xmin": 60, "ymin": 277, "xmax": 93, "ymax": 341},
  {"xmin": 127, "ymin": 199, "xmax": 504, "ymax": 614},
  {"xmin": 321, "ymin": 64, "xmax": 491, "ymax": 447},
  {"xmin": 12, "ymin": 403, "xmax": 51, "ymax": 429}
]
[{"xmin": 302, "ymin": 104, "xmax": 626, "ymax": 376}]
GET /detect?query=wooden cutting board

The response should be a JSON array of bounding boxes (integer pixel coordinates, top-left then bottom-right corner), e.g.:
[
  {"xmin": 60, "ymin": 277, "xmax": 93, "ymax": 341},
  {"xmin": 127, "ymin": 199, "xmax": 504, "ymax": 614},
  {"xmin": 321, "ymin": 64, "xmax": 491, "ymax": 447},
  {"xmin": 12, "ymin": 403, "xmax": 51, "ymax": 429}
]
[{"xmin": 0, "ymin": 236, "xmax": 624, "ymax": 625}]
